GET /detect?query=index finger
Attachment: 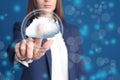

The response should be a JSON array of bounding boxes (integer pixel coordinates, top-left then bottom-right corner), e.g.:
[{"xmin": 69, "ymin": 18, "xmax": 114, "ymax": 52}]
[
  {"xmin": 42, "ymin": 40, "xmax": 53, "ymax": 50},
  {"xmin": 34, "ymin": 38, "xmax": 42, "ymax": 49}
]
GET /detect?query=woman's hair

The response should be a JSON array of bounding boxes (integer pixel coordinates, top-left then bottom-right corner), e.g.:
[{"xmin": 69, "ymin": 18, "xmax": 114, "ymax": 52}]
[{"xmin": 27, "ymin": 0, "xmax": 64, "ymax": 22}]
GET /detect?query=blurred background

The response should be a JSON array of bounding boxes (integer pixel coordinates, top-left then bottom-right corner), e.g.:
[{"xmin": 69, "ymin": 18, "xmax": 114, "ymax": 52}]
[{"xmin": 0, "ymin": 0, "xmax": 120, "ymax": 80}]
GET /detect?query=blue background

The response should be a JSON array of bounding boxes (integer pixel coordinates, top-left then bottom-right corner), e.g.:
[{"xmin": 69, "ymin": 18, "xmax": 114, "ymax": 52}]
[{"xmin": 0, "ymin": 0, "xmax": 120, "ymax": 80}]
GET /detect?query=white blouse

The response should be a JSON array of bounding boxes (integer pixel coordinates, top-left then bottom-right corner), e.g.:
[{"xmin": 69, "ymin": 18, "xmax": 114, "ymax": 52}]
[{"xmin": 48, "ymin": 32, "xmax": 68, "ymax": 80}]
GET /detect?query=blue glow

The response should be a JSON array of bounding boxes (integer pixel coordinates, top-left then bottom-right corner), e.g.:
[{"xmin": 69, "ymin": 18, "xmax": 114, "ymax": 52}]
[
  {"xmin": 95, "ymin": 48, "xmax": 102, "ymax": 53},
  {"xmin": 80, "ymin": 55, "xmax": 86, "ymax": 60},
  {"xmin": 2, "ymin": 52, "xmax": 8, "ymax": 58},
  {"xmin": 109, "ymin": 67, "xmax": 117, "ymax": 75},
  {"xmin": 13, "ymin": 64, "xmax": 20, "ymax": 70},
  {"xmin": 108, "ymin": 2, "xmax": 114, "ymax": 8},
  {"xmin": 80, "ymin": 76, "xmax": 85, "ymax": 80},
  {"xmin": 80, "ymin": 25, "xmax": 89, "ymax": 37},
  {"xmin": 4, "ymin": 78, "xmax": 9, "ymax": 80},
  {"xmin": 73, "ymin": 0, "xmax": 82, "ymax": 7},
  {"xmin": 0, "ymin": 15, "xmax": 4, "ymax": 20},
  {"xmin": 2, "ymin": 60, "xmax": 8, "ymax": 66},
  {"xmin": 75, "ymin": 78, "xmax": 78, "ymax": 80},
  {"xmin": 4, "ymin": 13, "xmax": 8, "ymax": 16},
  {"xmin": 110, "ymin": 38, "xmax": 117, "ymax": 45},
  {"xmin": 84, "ymin": 63, "xmax": 92, "ymax": 71},
  {"xmin": 95, "ymin": 71, "xmax": 107, "ymax": 79},
  {"xmin": 90, "ymin": 76, "xmax": 96, "ymax": 80},
  {"xmin": 94, "ymin": 24, "xmax": 100, "ymax": 30},
  {"xmin": 104, "ymin": 40, "xmax": 109, "ymax": 45},
  {"xmin": 89, "ymin": 50, "xmax": 94, "ymax": 55},
  {"xmin": 5, "ymin": 71, "xmax": 12, "ymax": 76},
  {"xmin": 43, "ymin": 73, "xmax": 48, "ymax": 79},
  {"xmin": 99, "ymin": 4, "xmax": 103, "ymax": 9},
  {"xmin": 99, "ymin": 35, "xmax": 104, "ymax": 40},
  {"xmin": 13, "ymin": 5, "xmax": 21, "ymax": 12},
  {"xmin": 107, "ymin": 22, "xmax": 115, "ymax": 30},
  {"xmin": 11, "ymin": 42, "xmax": 16, "ymax": 48},
  {"xmin": 6, "ymin": 35, "xmax": 11, "ymax": 41}
]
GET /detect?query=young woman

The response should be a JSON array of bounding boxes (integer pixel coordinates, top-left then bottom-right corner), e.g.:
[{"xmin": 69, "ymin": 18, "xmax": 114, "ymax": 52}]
[{"xmin": 7, "ymin": 0, "xmax": 86, "ymax": 80}]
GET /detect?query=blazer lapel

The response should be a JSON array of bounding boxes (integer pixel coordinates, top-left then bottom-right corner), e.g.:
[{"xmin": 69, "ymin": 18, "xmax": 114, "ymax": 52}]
[
  {"xmin": 45, "ymin": 49, "xmax": 52, "ymax": 79},
  {"xmin": 42, "ymin": 39, "xmax": 52, "ymax": 79}
]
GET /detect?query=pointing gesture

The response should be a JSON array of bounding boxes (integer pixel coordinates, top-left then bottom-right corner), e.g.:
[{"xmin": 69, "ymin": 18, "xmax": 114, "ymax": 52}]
[{"xmin": 15, "ymin": 38, "xmax": 53, "ymax": 61}]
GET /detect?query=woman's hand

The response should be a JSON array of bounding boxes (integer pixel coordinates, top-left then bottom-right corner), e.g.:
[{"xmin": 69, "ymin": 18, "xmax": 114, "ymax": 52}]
[{"xmin": 15, "ymin": 38, "xmax": 53, "ymax": 61}]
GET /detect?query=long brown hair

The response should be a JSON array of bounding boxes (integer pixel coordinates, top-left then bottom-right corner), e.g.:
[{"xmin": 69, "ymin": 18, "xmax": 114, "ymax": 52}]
[{"xmin": 27, "ymin": 0, "xmax": 64, "ymax": 22}]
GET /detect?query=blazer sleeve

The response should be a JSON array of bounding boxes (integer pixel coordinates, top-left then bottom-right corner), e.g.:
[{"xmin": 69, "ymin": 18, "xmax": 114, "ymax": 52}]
[
  {"xmin": 7, "ymin": 22, "xmax": 23, "ymax": 66},
  {"xmin": 74, "ymin": 26, "xmax": 87, "ymax": 77},
  {"xmin": 76, "ymin": 27, "xmax": 87, "ymax": 78},
  {"xmin": 65, "ymin": 23, "xmax": 87, "ymax": 78}
]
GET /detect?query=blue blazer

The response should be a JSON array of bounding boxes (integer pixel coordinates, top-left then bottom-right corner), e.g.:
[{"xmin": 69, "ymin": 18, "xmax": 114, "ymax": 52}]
[{"xmin": 7, "ymin": 22, "xmax": 86, "ymax": 80}]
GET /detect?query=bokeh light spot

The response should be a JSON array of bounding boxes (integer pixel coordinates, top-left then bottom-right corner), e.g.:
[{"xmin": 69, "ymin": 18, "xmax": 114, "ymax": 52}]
[
  {"xmin": 73, "ymin": 0, "xmax": 82, "ymax": 7},
  {"xmin": 0, "ymin": 16, "xmax": 4, "ymax": 21},
  {"xmin": 94, "ymin": 24, "xmax": 100, "ymax": 30},
  {"xmin": 110, "ymin": 38, "xmax": 117, "ymax": 45},
  {"xmin": 2, "ymin": 60, "xmax": 8, "ymax": 66},
  {"xmin": 107, "ymin": 22, "xmax": 115, "ymax": 31},
  {"xmin": 80, "ymin": 25, "xmax": 89, "ymax": 37},
  {"xmin": 13, "ymin": 5, "xmax": 21, "ymax": 12},
  {"xmin": 6, "ymin": 35, "xmax": 11, "ymax": 41},
  {"xmin": 0, "ymin": 41, "xmax": 5, "ymax": 50},
  {"xmin": 84, "ymin": 63, "xmax": 92, "ymax": 71},
  {"xmin": 104, "ymin": 40, "xmax": 109, "ymax": 45},
  {"xmin": 0, "ymin": 51, "xmax": 8, "ymax": 59},
  {"xmin": 95, "ymin": 71, "xmax": 107, "ymax": 79},
  {"xmin": 90, "ymin": 75, "xmax": 96, "ymax": 80},
  {"xmin": 99, "ymin": 35, "xmax": 104, "ymax": 40},
  {"xmin": 5, "ymin": 71, "xmax": 12, "ymax": 77},
  {"xmin": 43, "ymin": 73, "xmax": 48, "ymax": 79},
  {"xmin": 108, "ymin": 2, "xmax": 114, "ymax": 8},
  {"xmin": 109, "ymin": 67, "xmax": 117, "ymax": 75},
  {"xmin": 89, "ymin": 49, "xmax": 94, "ymax": 55}
]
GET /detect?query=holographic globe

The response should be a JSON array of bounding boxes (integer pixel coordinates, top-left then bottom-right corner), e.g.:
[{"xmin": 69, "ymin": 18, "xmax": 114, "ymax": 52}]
[
  {"xmin": 21, "ymin": 9, "xmax": 64, "ymax": 49},
  {"xmin": 21, "ymin": 9, "xmax": 63, "ymax": 39}
]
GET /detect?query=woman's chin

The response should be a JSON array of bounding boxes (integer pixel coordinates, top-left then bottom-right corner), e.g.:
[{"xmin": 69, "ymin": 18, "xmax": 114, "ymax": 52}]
[{"xmin": 43, "ymin": 8, "xmax": 53, "ymax": 12}]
